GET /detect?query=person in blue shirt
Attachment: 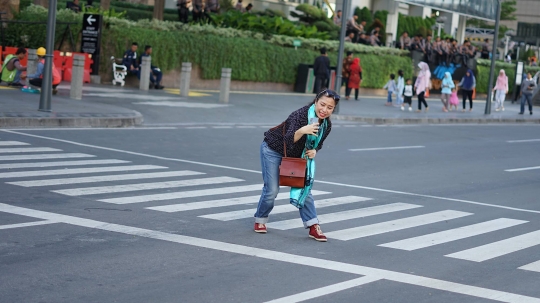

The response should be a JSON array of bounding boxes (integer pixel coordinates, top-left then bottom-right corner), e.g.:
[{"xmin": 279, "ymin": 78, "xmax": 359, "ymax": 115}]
[
  {"xmin": 139, "ymin": 45, "xmax": 164, "ymax": 90},
  {"xmin": 122, "ymin": 42, "xmax": 139, "ymax": 75}
]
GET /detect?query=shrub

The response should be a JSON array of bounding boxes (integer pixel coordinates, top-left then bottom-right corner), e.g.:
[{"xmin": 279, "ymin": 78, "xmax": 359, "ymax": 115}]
[
  {"xmin": 475, "ymin": 59, "xmax": 540, "ymax": 93},
  {"xmin": 397, "ymin": 14, "xmax": 436, "ymax": 38},
  {"xmin": 355, "ymin": 6, "xmax": 372, "ymax": 25}
]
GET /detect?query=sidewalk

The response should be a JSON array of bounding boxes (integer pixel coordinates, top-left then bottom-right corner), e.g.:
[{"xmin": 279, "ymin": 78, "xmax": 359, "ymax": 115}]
[
  {"xmin": 334, "ymin": 93, "xmax": 540, "ymax": 124},
  {"xmin": 0, "ymin": 86, "xmax": 143, "ymax": 128}
]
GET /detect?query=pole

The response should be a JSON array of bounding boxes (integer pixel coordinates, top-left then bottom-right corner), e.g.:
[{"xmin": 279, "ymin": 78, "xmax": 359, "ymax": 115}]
[
  {"xmin": 38, "ymin": 0, "xmax": 57, "ymax": 112},
  {"xmin": 333, "ymin": 0, "xmax": 350, "ymax": 114},
  {"xmin": 485, "ymin": 0, "xmax": 501, "ymax": 115},
  {"xmin": 504, "ymin": 35, "xmax": 509, "ymax": 60}
]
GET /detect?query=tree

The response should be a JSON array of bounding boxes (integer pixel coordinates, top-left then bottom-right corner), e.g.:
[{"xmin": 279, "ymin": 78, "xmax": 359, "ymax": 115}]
[
  {"xmin": 153, "ymin": 0, "xmax": 164, "ymax": 20},
  {"xmin": 501, "ymin": 0, "xmax": 517, "ymax": 21}
]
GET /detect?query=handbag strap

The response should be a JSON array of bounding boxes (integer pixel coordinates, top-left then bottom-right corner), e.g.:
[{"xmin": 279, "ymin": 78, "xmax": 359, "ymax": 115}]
[{"xmin": 282, "ymin": 122, "xmax": 287, "ymax": 158}]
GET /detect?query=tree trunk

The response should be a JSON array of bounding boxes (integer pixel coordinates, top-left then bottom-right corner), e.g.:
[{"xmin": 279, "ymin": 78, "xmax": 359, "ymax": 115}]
[
  {"xmin": 152, "ymin": 0, "xmax": 164, "ymax": 20},
  {"xmin": 100, "ymin": 0, "xmax": 110, "ymax": 10},
  {"xmin": 33, "ymin": 0, "xmax": 48, "ymax": 8}
]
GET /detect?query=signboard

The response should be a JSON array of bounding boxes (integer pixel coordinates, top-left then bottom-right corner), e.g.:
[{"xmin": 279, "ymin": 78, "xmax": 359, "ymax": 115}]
[{"xmin": 81, "ymin": 13, "xmax": 102, "ymax": 75}]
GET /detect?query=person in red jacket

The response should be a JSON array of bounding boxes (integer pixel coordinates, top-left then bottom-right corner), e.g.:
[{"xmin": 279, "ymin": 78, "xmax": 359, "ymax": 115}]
[
  {"xmin": 346, "ymin": 57, "xmax": 362, "ymax": 100},
  {"xmin": 26, "ymin": 47, "xmax": 62, "ymax": 95}
]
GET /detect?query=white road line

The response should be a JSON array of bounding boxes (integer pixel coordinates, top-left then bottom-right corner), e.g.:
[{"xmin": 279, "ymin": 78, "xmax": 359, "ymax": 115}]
[
  {"xmin": 186, "ymin": 126, "xmax": 207, "ymax": 129},
  {"xmin": 200, "ymin": 196, "xmax": 371, "ymax": 221},
  {"xmin": 268, "ymin": 203, "xmax": 422, "ymax": 230},
  {"xmin": 0, "ymin": 159, "xmax": 130, "ymax": 170},
  {"xmin": 99, "ymin": 184, "xmax": 263, "ymax": 204},
  {"xmin": 326, "ymin": 210, "xmax": 473, "ymax": 241},
  {"xmin": 0, "ymin": 165, "xmax": 166, "ymax": 179},
  {"xmin": 146, "ymin": 190, "xmax": 331, "ymax": 213},
  {"xmin": 0, "ymin": 203, "xmax": 538, "ymax": 303},
  {"xmin": 0, "ymin": 220, "xmax": 56, "ymax": 230},
  {"xmin": 8, "ymin": 170, "xmax": 204, "ymax": 187},
  {"xmin": 0, "ymin": 147, "xmax": 61, "ymax": 153},
  {"xmin": 519, "ymin": 260, "xmax": 540, "ymax": 273},
  {"xmin": 4, "ymin": 127, "xmax": 177, "ymax": 131},
  {"xmin": 505, "ymin": 166, "xmax": 540, "ymax": 172},
  {"xmin": 264, "ymin": 276, "xmax": 382, "ymax": 303},
  {"xmin": 446, "ymin": 230, "xmax": 540, "ymax": 262},
  {"xmin": 379, "ymin": 218, "xmax": 528, "ymax": 251},
  {"xmin": 0, "ymin": 153, "xmax": 95, "ymax": 161},
  {"xmin": 507, "ymin": 139, "xmax": 540, "ymax": 143},
  {"xmin": 52, "ymin": 176, "xmax": 243, "ymax": 196},
  {"xmin": 349, "ymin": 146, "xmax": 425, "ymax": 152},
  {"xmin": 5, "ymin": 130, "xmax": 540, "ymax": 215},
  {"xmin": 236, "ymin": 126, "xmax": 256, "ymax": 128},
  {"xmin": 0, "ymin": 141, "xmax": 30, "ymax": 146},
  {"xmin": 212, "ymin": 126, "xmax": 233, "ymax": 129}
]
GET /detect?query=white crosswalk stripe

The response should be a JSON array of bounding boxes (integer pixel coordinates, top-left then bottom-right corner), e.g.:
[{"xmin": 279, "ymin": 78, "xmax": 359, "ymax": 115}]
[
  {"xmin": 0, "ymin": 165, "xmax": 166, "ymax": 179},
  {"xmin": 0, "ymin": 159, "xmax": 130, "ymax": 170},
  {"xmin": 146, "ymin": 190, "xmax": 331, "ymax": 213},
  {"xmin": 519, "ymin": 260, "xmax": 540, "ymax": 273},
  {"xmin": 8, "ymin": 170, "xmax": 204, "ymax": 187},
  {"xmin": 267, "ymin": 203, "xmax": 423, "ymax": 230},
  {"xmin": 99, "ymin": 184, "xmax": 263, "ymax": 204},
  {"xmin": 445, "ymin": 230, "xmax": 540, "ymax": 262},
  {"xmin": 379, "ymin": 218, "xmax": 528, "ymax": 251},
  {"xmin": 0, "ymin": 147, "xmax": 62, "ymax": 153},
  {"xmin": 0, "ymin": 141, "xmax": 30, "ymax": 146},
  {"xmin": 200, "ymin": 196, "xmax": 372, "ymax": 221},
  {"xmin": 325, "ymin": 210, "xmax": 473, "ymax": 241},
  {"xmin": 52, "ymin": 176, "xmax": 243, "ymax": 196},
  {"xmin": 0, "ymin": 153, "xmax": 95, "ymax": 161}
]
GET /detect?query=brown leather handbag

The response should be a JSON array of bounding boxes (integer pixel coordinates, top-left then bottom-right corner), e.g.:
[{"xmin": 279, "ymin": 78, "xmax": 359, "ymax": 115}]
[{"xmin": 278, "ymin": 123, "xmax": 307, "ymax": 188}]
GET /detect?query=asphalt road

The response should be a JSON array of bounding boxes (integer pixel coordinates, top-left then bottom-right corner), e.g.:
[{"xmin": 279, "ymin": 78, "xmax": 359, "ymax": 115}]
[{"xmin": 1, "ymin": 91, "xmax": 540, "ymax": 302}]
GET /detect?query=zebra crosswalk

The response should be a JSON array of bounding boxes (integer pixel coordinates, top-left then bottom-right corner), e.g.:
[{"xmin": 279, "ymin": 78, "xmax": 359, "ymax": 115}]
[{"xmin": 0, "ymin": 138, "xmax": 539, "ymax": 275}]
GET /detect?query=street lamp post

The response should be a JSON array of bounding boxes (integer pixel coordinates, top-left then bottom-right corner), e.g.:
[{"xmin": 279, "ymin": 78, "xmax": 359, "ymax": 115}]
[
  {"xmin": 333, "ymin": 0, "xmax": 350, "ymax": 115},
  {"xmin": 484, "ymin": 0, "xmax": 501, "ymax": 115},
  {"xmin": 38, "ymin": 0, "xmax": 58, "ymax": 112}
]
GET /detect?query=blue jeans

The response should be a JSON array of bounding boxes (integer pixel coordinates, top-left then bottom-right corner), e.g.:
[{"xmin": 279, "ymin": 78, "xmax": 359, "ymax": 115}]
[
  {"xmin": 254, "ymin": 141, "xmax": 319, "ymax": 228},
  {"xmin": 521, "ymin": 94, "xmax": 533, "ymax": 113},
  {"xmin": 396, "ymin": 92, "xmax": 403, "ymax": 105},
  {"xmin": 387, "ymin": 91, "xmax": 393, "ymax": 103}
]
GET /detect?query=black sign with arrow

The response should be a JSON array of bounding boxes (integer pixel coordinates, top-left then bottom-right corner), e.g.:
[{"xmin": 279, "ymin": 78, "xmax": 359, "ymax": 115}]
[{"xmin": 81, "ymin": 13, "xmax": 102, "ymax": 75}]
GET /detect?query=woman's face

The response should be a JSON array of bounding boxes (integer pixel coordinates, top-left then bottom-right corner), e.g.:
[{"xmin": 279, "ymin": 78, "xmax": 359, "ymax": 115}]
[
  {"xmin": 466, "ymin": 72, "xmax": 470, "ymax": 77},
  {"xmin": 315, "ymin": 97, "xmax": 336, "ymax": 119}
]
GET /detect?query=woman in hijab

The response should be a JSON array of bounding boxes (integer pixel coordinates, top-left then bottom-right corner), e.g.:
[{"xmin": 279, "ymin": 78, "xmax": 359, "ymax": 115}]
[
  {"xmin": 414, "ymin": 62, "xmax": 431, "ymax": 112},
  {"xmin": 492, "ymin": 69, "xmax": 508, "ymax": 112},
  {"xmin": 457, "ymin": 69, "xmax": 476, "ymax": 112},
  {"xmin": 440, "ymin": 72, "xmax": 455, "ymax": 112},
  {"xmin": 346, "ymin": 58, "xmax": 362, "ymax": 101}
]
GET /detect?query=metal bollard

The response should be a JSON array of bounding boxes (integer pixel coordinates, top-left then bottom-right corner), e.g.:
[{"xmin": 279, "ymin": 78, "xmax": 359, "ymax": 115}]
[
  {"xmin": 139, "ymin": 56, "xmax": 151, "ymax": 91},
  {"xmin": 26, "ymin": 49, "xmax": 38, "ymax": 87},
  {"xmin": 180, "ymin": 62, "xmax": 191, "ymax": 97},
  {"xmin": 70, "ymin": 54, "xmax": 85, "ymax": 100},
  {"xmin": 219, "ymin": 68, "xmax": 232, "ymax": 103}
]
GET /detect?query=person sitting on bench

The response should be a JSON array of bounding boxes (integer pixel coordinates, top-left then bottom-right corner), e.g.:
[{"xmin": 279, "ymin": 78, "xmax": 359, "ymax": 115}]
[
  {"xmin": 26, "ymin": 47, "xmax": 62, "ymax": 94},
  {"xmin": 1, "ymin": 47, "xmax": 27, "ymax": 87},
  {"xmin": 139, "ymin": 45, "xmax": 164, "ymax": 90}
]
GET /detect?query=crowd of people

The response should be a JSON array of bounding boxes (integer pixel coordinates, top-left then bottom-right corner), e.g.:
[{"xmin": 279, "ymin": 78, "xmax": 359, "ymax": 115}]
[{"xmin": 177, "ymin": 0, "xmax": 252, "ymax": 23}]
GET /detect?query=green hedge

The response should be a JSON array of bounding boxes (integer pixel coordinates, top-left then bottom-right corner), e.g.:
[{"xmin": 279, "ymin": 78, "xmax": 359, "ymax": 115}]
[
  {"xmin": 475, "ymin": 59, "xmax": 540, "ymax": 94},
  {"xmin": 101, "ymin": 26, "xmax": 412, "ymax": 88}
]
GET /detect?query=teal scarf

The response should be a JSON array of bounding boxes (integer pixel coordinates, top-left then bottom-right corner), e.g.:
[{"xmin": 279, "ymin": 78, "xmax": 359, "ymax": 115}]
[{"xmin": 290, "ymin": 104, "xmax": 327, "ymax": 209}]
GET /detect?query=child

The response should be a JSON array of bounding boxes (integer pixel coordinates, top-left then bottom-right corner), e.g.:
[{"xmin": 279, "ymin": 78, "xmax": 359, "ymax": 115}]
[
  {"xmin": 449, "ymin": 88, "xmax": 459, "ymax": 111},
  {"xmin": 383, "ymin": 74, "xmax": 397, "ymax": 106},
  {"xmin": 401, "ymin": 79, "xmax": 413, "ymax": 111},
  {"xmin": 396, "ymin": 70, "xmax": 405, "ymax": 107}
]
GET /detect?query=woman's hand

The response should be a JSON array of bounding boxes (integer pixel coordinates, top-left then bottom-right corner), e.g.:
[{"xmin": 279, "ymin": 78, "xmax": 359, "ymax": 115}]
[
  {"xmin": 305, "ymin": 149, "xmax": 317, "ymax": 159},
  {"xmin": 300, "ymin": 123, "xmax": 319, "ymax": 136}
]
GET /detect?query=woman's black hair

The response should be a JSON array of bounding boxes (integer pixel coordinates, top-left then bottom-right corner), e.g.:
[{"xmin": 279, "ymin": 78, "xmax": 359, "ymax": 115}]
[
  {"xmin": 398, "ymin": 69, "xmax": 403, "ymax": 76},
  {"xmin": 309, "ymin": 89, "xmax": 340, "ymax": 108}
]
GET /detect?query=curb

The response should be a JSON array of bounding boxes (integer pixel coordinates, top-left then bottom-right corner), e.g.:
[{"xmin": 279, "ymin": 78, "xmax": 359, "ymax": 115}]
[
  {"xmin": 0, "ymin": 112, "xmax": 144, "ymax": 128},
  {"xmin": 333, "ymin": 115, "xmax": 540, "ymax": 125}
]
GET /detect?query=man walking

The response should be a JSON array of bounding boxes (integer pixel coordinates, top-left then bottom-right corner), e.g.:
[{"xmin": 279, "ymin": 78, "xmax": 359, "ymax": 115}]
[
  {"xmin": 313, "ymin": 48, "xmax": 330, "ymax": 93},
  {"xmin": 139, "ymin": 45, "xmax": 164, "ymax": 90},
  {"xmin": 519, "ymin": 72, "xmax": 536, "ymax": 115}
]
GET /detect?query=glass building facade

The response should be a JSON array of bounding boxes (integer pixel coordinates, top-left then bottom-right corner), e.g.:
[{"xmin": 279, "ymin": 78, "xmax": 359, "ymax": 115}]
[{"xmin": 396, "ymin": 0, "xmax": 498, "ymax": 21}]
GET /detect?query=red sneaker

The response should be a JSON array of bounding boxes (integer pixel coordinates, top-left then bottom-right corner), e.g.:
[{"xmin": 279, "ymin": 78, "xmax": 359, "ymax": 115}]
[
  {"xmin": 254, "ymin": 223, "xmax": 267, "ymax": 233},
  {"xmin": 308, "ymin": 224, "xmax": 327, "ymax": 242}
]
